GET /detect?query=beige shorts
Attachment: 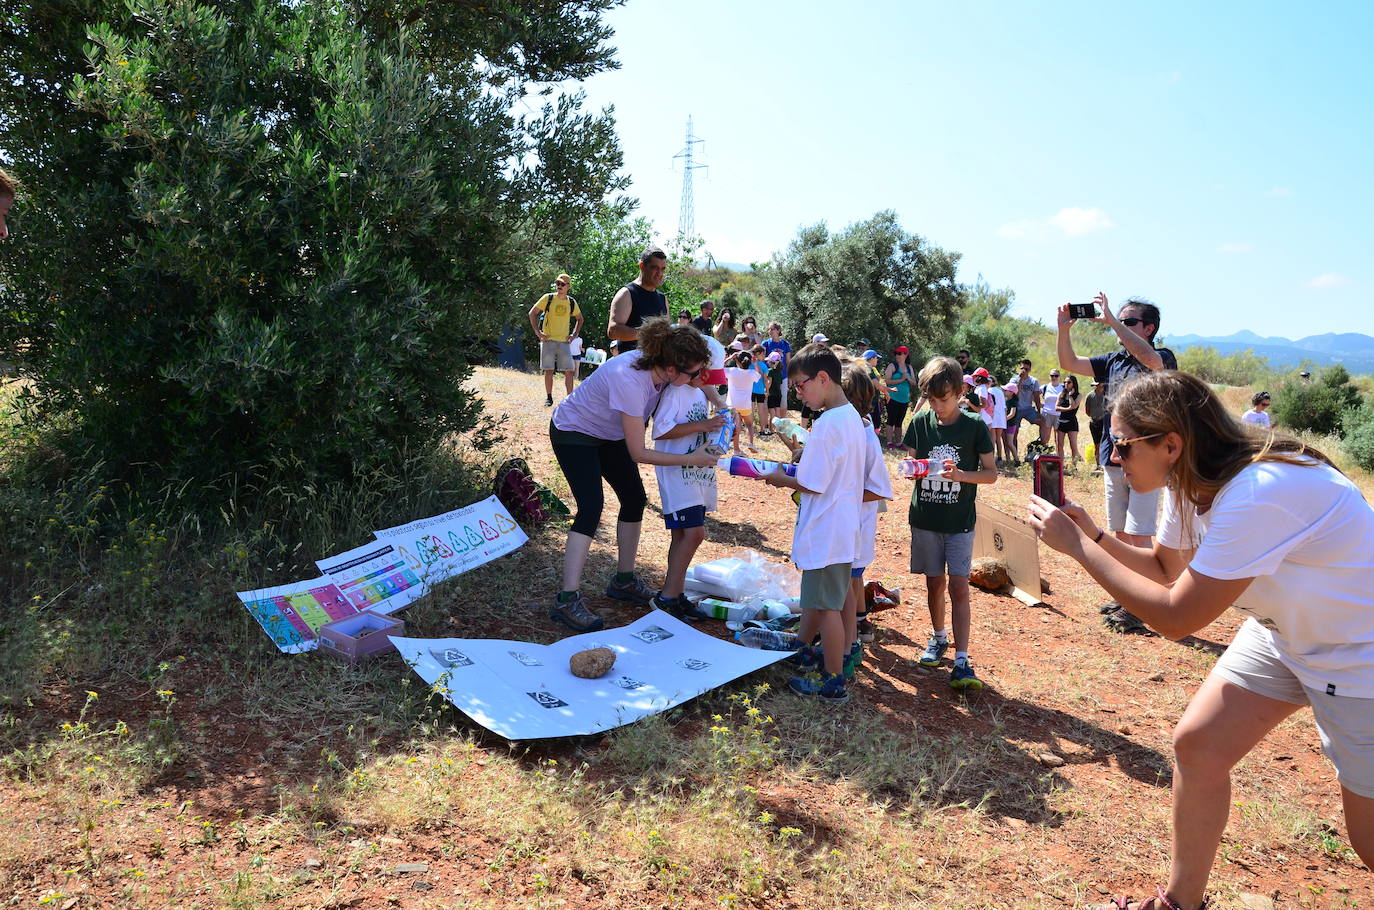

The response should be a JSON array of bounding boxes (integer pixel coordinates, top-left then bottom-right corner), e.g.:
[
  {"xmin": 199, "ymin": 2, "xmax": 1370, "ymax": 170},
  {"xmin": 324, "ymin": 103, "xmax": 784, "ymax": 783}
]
[{"xmin": 1214, "ymin": 618, "xmax": 1374, "ymax": 797}]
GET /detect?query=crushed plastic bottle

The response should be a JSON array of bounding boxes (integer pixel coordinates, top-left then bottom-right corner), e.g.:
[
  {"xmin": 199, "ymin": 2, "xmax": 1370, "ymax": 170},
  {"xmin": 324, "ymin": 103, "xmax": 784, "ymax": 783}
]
[
  {"xmin": 735, "ymin": 628, "xmax": 800, "ymax": 651},
  {"xmin": 771, "ymin": 417, "xmax": 809, "ymax": 445}
]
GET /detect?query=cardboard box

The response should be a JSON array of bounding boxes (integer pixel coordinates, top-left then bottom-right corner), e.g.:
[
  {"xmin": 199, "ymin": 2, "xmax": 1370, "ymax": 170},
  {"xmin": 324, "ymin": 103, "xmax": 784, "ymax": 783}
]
[{"xmin": 318, "ymin": 611, "xmax": 405, "ymax": 664}]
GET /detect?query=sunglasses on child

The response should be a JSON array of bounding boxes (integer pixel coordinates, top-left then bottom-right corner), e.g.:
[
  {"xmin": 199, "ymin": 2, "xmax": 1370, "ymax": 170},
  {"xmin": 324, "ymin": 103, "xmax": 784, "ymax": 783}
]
[{"xmin": 1110, "ymin": 432, "xmax": 1162, "ymax": 458}]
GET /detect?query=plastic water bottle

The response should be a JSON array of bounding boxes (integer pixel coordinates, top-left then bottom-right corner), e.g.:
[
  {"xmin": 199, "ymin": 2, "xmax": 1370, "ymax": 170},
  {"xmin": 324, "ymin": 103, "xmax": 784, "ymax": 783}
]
[
  {"xmin": 899, "ymin": 457, "xmax": 931, "ymax": 479},
  {"xmin": 771, "ymin": 417, "xmax": 809, "ymax": 444},
  {"xmin": 735, "ymin": 628, "xmax": 800, "ymax": 651}
]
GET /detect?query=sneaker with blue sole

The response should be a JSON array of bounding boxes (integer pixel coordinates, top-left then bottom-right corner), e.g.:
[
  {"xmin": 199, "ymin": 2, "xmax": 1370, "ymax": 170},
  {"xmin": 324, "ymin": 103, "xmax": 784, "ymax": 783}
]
[
  {"xmin": 605, "ymin": 573, "xmax": 656, "ymax": 605},
  {"xmin": 949, "ymin": 658, "xmax": 984, "ymax": 690},
  {"xmin": 918, "ymin": 636, "xmax": 948, "ymax": 668},
  {"xmin": 787, "ymin": 671, "xmax": 849, "ymax": 704},
  {"xmin": 843, "ymin": 642, "xmax": 863, "ymax": 681}
]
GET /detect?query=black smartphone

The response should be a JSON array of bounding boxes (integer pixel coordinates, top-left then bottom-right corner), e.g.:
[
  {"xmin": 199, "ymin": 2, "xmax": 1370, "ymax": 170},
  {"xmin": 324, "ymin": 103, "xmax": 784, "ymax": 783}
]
[
  {"xmin": 1068, "ymin": 302, "xmax": 1098, "ymax": 320},
  {"xmin": 1034, "ymin": 454, "xmax": 1065, "ymax": 507}
]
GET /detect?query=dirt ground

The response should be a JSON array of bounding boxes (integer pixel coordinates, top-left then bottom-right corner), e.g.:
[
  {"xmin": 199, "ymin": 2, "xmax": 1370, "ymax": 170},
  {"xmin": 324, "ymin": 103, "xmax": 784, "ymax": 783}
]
[{"xmin": 3, "ymin": 364, "xmax": 1370, "ymax": 909}]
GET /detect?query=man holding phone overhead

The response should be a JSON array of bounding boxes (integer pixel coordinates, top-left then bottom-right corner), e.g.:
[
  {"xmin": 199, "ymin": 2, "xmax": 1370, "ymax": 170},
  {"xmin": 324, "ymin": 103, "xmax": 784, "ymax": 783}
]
[{"xmin": 1057, "ymin": 293, "xmax": 1176, "ymax": 634}]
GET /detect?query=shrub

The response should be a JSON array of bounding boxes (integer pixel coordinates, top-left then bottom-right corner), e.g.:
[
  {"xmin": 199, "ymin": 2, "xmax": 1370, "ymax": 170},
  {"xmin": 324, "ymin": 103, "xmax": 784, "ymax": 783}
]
[
  {"xmin": 1272, "ymin": 379, "xmax": 1346, "ymax": 437},
  {"xmin": 1342, "ymin": 403, "xmax": 1374, "ymax": 472},
  {"xmin": 0, "ymin": 0, "xmax": 624, "ymax": 495}
]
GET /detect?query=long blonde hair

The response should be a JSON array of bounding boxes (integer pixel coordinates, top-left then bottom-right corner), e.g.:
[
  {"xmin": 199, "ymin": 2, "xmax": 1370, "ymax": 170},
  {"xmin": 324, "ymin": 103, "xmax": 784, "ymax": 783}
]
[{"xmin": 1113, "ymin": 371, "xmax": 1335, "ymax": 509}]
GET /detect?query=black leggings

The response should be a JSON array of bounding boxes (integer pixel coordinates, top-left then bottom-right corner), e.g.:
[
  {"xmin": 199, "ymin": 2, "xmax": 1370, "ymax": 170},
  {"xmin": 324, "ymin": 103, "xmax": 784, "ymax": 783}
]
[{"xmin": 551, "ymin": 426, "xmax": 647, "ymax": 537}]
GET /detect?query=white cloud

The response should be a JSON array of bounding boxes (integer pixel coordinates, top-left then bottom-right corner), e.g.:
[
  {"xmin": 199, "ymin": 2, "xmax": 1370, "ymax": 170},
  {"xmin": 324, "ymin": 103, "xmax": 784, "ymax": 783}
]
[
  {"xmin": 1304, "ymin": 273, "xmax": 1352, "ymax": 290},
  {"xmin": 1217, "ymin": 242, "xmax": 1253, "ymax": 254},
  {"xmin": 996, "ymin": 207, "xmax": 1115, "ymax": 241},
  {"xmin": 1048, "ymin": 207, "xmax": 1116, "ymax": 237}
]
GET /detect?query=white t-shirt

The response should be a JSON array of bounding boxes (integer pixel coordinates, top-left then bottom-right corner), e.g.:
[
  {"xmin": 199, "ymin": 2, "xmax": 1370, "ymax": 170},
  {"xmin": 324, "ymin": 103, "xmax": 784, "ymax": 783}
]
[
  {"xmin": 725, "ymin": 366, "xmax": 756, "ymax": 410},
  {"xmin": 792, "ymin": 403, "xmax": 868, "ymax": 570},
  {"xmin": 552, "ymin": 350, "xmax": 662, "ymax": 440},
  {"xmin": 652, "ymin": 385, "xmax": 718, "ymax": 515},
  {"xmin": 856, "ymin": 419, "xmax": 895, "ymax": 569},
  {"xmin": 979, "ymin": 385, "xmax": 1008, "ymax": 430},
  {"xmin": 1157, "ymin": 460, "xmax": 1374, "ymax": 697},
  {"xmin": 1241, "ymin": 409, "xmax": 1272, "ymax": 428},
  {"xmin": 1040, "ymin": 382, "xmax": 1063, "ymax": 418}
]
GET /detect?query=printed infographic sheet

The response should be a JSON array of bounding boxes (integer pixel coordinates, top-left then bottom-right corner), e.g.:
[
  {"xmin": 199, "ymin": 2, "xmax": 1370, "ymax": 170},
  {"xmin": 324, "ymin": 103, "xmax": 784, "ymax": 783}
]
[{"xmin": 391, "ymin": 611, "xmax": 788, "ymax": 740}]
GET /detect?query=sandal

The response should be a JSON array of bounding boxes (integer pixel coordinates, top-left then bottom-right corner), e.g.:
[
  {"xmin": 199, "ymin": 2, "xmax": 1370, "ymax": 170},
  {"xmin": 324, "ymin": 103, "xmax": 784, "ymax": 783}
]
[{"xmin": 1089, "ymin": 886, "xmax": 1206, "ymax": 910}]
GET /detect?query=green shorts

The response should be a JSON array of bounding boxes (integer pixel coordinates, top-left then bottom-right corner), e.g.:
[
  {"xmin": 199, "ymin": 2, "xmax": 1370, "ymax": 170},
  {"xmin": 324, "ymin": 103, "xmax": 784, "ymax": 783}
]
[{"xmin": 800, "ymin": 562, "xmax": 852, "ymax": 613}]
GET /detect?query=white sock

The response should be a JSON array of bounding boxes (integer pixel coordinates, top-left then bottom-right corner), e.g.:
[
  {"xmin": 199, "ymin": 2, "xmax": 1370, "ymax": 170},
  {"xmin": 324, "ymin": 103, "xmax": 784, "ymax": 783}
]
[
  {"xmin": 934, "ymin": 629, "xmax": 949, "ymax": 642},
  {"xmin": 955, "ymin": 651, "xmax": 969, "ymax": 664}
]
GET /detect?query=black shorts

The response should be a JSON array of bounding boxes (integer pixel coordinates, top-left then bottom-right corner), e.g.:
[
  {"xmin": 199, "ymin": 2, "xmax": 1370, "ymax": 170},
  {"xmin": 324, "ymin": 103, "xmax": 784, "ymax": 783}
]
[
  {"xmin": 766, "ymin": 391, "xmax": 782, "ymax": 409},
  {"xmin": 751, "ymin": 392, "xmax": 766, "ymax": 403},
  {"xmin": 800, "ymin": 404, "xmax": 819, "ymax": 421},
  {"xmin": 885, "ymin": 399, "xmax": 910, "ymax": 428}
]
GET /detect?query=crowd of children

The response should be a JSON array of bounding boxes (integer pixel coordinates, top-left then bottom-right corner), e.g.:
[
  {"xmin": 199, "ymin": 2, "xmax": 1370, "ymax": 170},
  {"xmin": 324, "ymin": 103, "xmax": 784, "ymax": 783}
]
[{"xmin": 631, "ymin": 334, "xmax": 1002, "ymax": 704}]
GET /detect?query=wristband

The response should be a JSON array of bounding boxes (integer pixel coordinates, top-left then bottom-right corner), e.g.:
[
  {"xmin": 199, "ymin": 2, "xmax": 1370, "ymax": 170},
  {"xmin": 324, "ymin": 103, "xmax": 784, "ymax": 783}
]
[{"xmin": 1092, "ymin": 528, "xmax": 1105, "ymax": 545}]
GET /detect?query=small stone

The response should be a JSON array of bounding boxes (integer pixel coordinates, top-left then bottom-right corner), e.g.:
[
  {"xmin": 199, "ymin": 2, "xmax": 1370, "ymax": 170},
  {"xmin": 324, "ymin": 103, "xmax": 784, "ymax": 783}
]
[
  {"xmin": 968, "ymin": 557, "xmax": 1011, "ymax": 591},
  {"xmin": 1117, "ymin": 724, "xmax": 1132, "ymax": 735},
  {"xmin": 394, "ymin": 863, "xmax": 430, "ymax": 874},
  {"xmin": 1147, "ymin": 672, "xmax": 1165, "ymax": 682},
  {"xmin": 1237, "ymin": 895, "xmax": 1275, "ymax": 910},
  {"xmin": 1004, "ymin": 817, "xmax": 1027, "ymax": 829},
  {"xmin": 304, "ymin": 858, "xmax": 321, "ymax": 868},
  {"xmin": 1095, "ymin": 884, "xmax": 1111, "ymax": 895},
  {"xmin": 61, "ymin": 900, "xmax": 79, "ymax": 910},
  {"xmin": 1037, "ymin": 752, "xmax": 1065, "ymax": 767},
  {"xmin": 877, "ymin": 681, "xmax": 896, "ymax": 693},
  {"xmin": 412, "ymin": 881, "xmax": 433, "ymax": 891},
  {"xmin": 569, "ymin": 647, "xmax": 616, "ymax": 679}
]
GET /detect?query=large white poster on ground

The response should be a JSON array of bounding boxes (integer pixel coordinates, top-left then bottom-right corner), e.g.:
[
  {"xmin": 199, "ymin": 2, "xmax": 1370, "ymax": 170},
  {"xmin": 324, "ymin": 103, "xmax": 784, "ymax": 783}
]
[
  {"xmin": 373, "ymin": 494, "xmax": 528, "ymax": 596},
  {"xmin": 390, "ymin": 611, "xmax": 789, "ymax": 740}
]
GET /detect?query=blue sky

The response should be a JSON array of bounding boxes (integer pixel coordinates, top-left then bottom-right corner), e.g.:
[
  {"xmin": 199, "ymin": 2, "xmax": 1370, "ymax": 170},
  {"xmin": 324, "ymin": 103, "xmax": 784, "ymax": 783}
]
[{"xmin": 567, "ymin": 0, "xmax": 1372, "ymax": 340}]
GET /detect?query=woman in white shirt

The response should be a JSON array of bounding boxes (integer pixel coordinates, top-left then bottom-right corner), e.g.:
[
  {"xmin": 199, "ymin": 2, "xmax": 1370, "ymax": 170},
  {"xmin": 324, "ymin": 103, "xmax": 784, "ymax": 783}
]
[
  {"xmin": 1241, "ymin": 390, "xmax": 1272, "ymax": 428},
  {"xmin": 1027, "ymin": 370, "xmax": 1374, "ymax": 910}
]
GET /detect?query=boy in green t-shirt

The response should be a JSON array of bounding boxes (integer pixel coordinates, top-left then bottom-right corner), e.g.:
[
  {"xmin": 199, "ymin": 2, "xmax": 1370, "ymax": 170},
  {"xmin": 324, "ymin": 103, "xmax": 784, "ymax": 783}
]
[{"xmin": 901, "ymin": 356, "xmax": 998, "ymax": 689}]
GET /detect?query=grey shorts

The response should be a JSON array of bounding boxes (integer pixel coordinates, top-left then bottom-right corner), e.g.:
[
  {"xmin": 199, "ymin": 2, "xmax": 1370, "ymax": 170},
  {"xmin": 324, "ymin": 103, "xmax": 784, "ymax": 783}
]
[
  {"xmin": 1103, "ymin": 464, "xmax": 1162, "ymax": 535},
  {"xmin": 1214, "ymin": 619, "xmax": 1374, "ymax": 798},
  {"xmin": 800, "ymin": 562, "xmax": 851, "ymax": 612},
  {"xmin": 909, "ymin": 527, "xmax": 974, "ymax": 578},
  {"xmin": 1013, "ymin": 406, "xmax": 1040, "ymax": 427},
  {"xmin": 540, "ymin": 340, "xmax": 575, "ymax": 372}
]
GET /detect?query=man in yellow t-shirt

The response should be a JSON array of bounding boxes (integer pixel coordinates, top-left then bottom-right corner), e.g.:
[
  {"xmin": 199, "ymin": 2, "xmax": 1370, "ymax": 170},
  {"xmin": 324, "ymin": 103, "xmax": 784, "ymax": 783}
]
[{"xmin": 528, "ymin": 273, "xmax": 584, "ymax": 406}]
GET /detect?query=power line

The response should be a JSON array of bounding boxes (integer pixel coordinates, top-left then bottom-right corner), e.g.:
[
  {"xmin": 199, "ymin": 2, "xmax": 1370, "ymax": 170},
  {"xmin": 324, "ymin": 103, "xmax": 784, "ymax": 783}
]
[{"xmin": 672, "ymin": 116, "xmax": 706, "ymax": 241}]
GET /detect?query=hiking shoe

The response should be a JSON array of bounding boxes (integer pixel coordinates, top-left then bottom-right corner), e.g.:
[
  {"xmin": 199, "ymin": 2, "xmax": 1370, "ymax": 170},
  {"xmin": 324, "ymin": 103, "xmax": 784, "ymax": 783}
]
[
  {"xmin": 550, "ymin": 592, "xmax": 604, "ymax": 633},
  {"xmin": 651, "ymin": 592, "xmax": 702, "ymax": 623},
  {"xmin": 918, "ymin": 636, "xmax": 949, "ymax": 668},
  {"xmin": 787, "ymin": 644, "xmax": 822, "ymax": 670},
  {"xmin": 1103, "ymin": 606, "xmax": 1154, "ymax": 636},
  {"xmin": 1098, "ymin": 599, "xmax": 1121, "ymax": 615},
  {"xmin": 857, "ymin": 617, "xmax": 876, "ymax": 643},
  {"xmin": 950, "ymin": 658, "xmax": 984, "ymax": 690},
  {"xmin": 843, "ymin": 642, "xmax": 863, "ymax": 681},
  {"xmin": 788, "ymin": 671, "xmax": 849, "ymax": 704},
  {"xmin": 545, "ymin": 394, "xmax": 553, "ymax": 407},
  {"xmin": 605, "ymin": 573, "xmax": 656, "ymax": 605}
]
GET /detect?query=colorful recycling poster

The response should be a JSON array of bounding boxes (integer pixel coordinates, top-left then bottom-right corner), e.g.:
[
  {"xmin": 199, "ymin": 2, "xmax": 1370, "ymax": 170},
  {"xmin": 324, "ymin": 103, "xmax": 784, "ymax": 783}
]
[
  {"xmin": 237, "ymin": 495, "xmax": 528, "ymax": 653},
  {"xmin": 390, "ymin": 610, "xmax": 789, "ymax": 740},
  {"xmin": 237, "ymin": 577, "xmax": 359, "ymax": 653},
  {"xmin": 372, "ymin": 494, "xmax": 528, "ymax": 594},
  {"xmin": 316, "ymin": 541, "xmax": 425, "ymax": 616}
]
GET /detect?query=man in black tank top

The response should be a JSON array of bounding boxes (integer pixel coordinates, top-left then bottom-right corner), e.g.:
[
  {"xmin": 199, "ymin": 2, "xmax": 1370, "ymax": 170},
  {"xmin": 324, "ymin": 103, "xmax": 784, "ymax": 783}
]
[{"xmin": 608, "ymin": 246, "xmax": 668, "ymax": 352}]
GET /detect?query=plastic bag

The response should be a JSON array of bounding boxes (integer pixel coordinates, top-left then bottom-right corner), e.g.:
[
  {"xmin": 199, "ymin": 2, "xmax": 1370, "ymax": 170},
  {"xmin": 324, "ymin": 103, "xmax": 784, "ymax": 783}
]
[{"xmin": 684, "ymin": 549, "xmax": 801, "ymax": 603}]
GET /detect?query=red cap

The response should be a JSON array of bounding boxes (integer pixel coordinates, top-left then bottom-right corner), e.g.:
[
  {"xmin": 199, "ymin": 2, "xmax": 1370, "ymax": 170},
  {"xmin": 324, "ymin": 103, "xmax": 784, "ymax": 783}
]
[
  {"xmin": 893, "ymin": 345, "xmax": 910, "ymax": 354},
  {"xmin": 972, "ymin": 367, "xmax": 990, "ymax": 379},
  {"xmin": 705, "ymin": 368, "xmax": 728, "ymax": 385}
]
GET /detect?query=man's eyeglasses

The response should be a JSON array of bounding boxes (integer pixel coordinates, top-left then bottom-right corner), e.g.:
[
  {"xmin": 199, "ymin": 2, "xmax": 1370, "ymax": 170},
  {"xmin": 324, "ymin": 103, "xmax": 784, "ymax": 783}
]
[
  {"xmin": 1110, "ymin": 432, "xmax": 1162, "ymax": 458},
  {"xmin": 792, "ymin": 374, "xmax": 815, "ymax": 394},
  {"xmin": 1120, "ymin": 317, "xmax": 1144, "ymax": 326}
]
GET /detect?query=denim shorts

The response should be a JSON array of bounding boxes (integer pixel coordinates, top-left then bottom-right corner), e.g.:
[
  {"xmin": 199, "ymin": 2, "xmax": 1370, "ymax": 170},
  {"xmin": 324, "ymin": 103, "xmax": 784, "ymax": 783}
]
[
  {"xmin": 1103, "ymin": 465, "xmax": 1162, "ymax": 535},
  {"xmin": 909, "ymin": 527, "xmax": 974, "ymax": 578}
]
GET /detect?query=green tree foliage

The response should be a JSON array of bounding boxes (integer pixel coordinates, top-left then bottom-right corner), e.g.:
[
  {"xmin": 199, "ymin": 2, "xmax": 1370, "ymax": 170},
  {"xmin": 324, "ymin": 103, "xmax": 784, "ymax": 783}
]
[
  {"xmin": 947, "ymin": 280, "xmax": 1030, "ymax": 381},
  {"xmin": 1176, "ymin": 346, "xmax": 1276, "ymax": 387},
  {"xmin": 0, "ymin": 0, "xmax": 626, "ymax": 489},
  {"xmin": 1342, "ymin": 402, "xmax": 1374, "ymax": 472},
  {"xmin": 756, "ymin": 211, "xmax": 964, "ymax": 355},
  {"xmin": 1272, "ymin": 375, "xmax": 1349, "ymax": 437}
]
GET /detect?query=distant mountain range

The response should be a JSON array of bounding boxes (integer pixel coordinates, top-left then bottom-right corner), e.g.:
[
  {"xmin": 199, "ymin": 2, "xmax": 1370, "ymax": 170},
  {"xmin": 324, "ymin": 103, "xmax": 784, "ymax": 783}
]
[{"xmin": 1164, "ymin": 330, "xmax": 1374, "ymax": 374}]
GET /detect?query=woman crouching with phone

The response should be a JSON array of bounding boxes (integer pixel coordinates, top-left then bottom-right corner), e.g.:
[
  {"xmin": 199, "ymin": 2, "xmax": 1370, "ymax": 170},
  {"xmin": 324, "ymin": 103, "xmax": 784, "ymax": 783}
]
[
  {"xmin": 548, "ymin": 319, "xmax": 721, "ymax": 633},
  {"xmin": 1028, "ymin": 370, "xmax": 1374, "ymax": 910}
]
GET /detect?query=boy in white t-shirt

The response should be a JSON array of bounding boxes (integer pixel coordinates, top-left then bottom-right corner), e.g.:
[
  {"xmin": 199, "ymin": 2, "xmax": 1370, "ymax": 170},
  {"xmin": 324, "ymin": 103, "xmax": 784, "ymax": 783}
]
[
  {"xmin": 757, "ymin": 344, "xmax": 869, "ymax": 704},
  {"xmin": 840, "ymin": 361, "xmax": 895, "ymax": 681},
  {"xmin": 724, "ymin": 351, "xmax": 760, "ymax": 453},
  {"xmin": 650, "ymin": 370, "xmax": 726, "ymax": 622}
]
